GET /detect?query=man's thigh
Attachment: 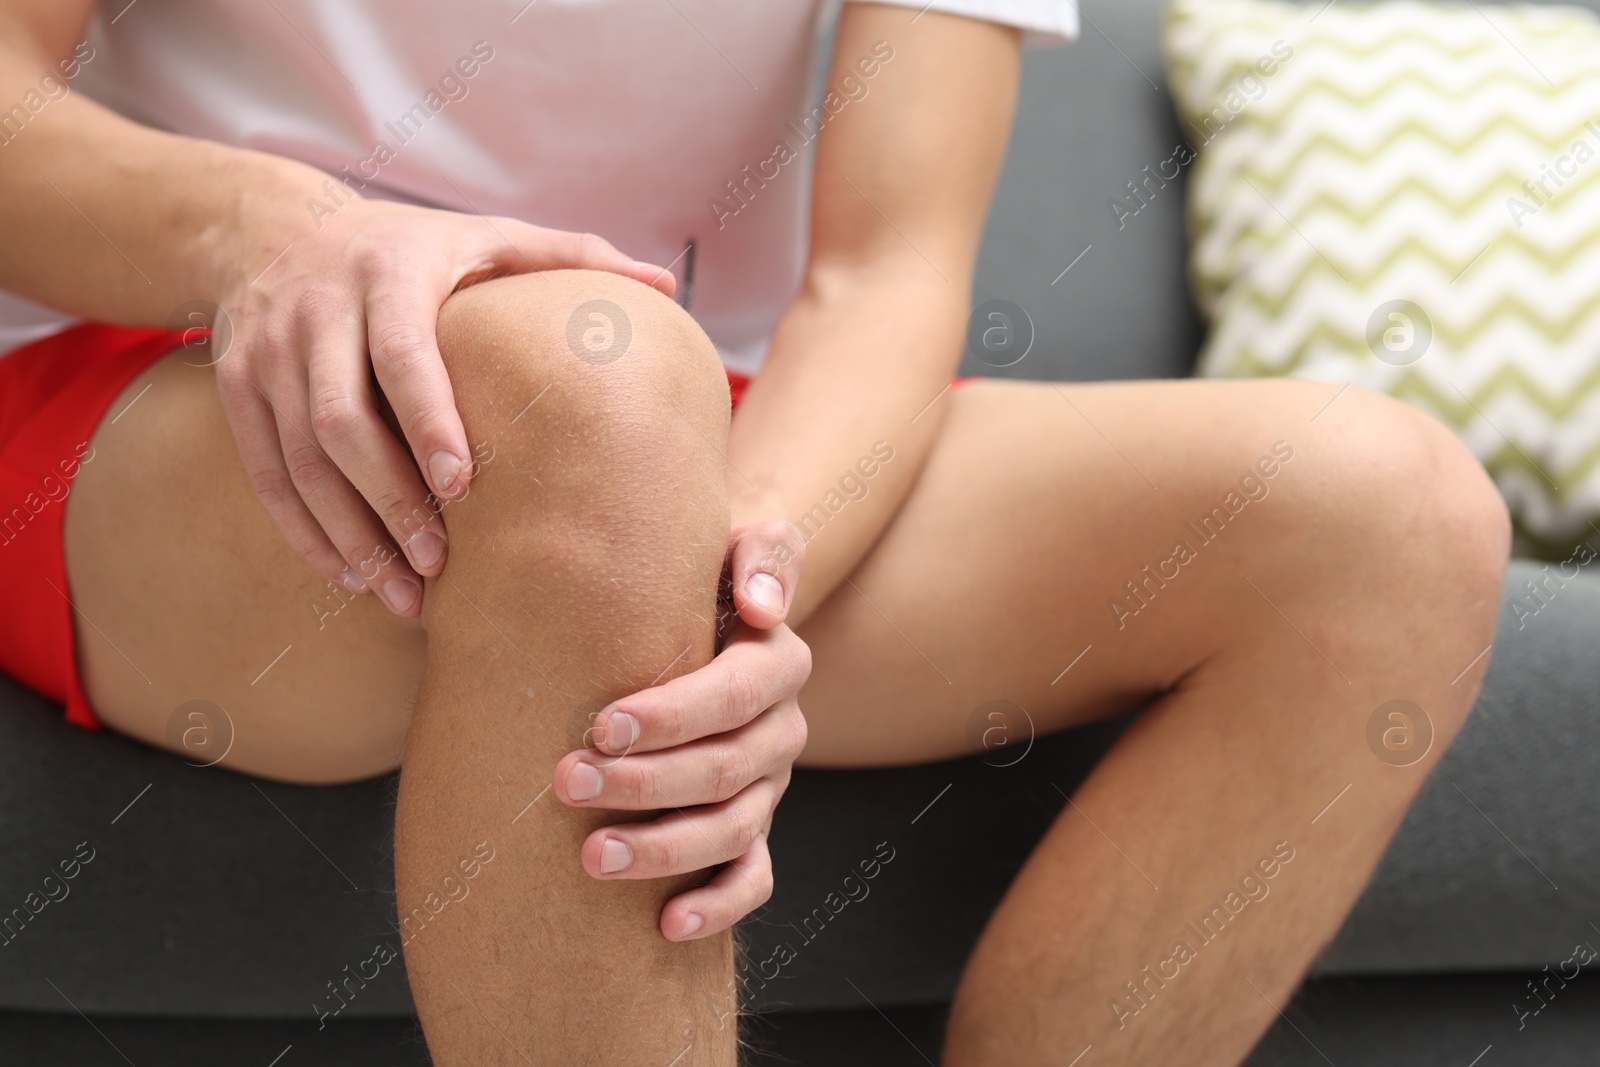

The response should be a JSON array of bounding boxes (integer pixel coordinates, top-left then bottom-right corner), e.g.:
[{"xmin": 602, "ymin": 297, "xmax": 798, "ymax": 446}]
[
  {"xmin": 65, "ymin": 350, "xmax": 426, "ymax": 783},
  {"xmin": 794, "ymin": 375, "xmax": 1451, "ymax": 767}
]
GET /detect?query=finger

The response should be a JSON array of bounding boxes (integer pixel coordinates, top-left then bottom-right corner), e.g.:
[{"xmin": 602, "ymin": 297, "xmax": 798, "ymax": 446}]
[
  {"xmin": 477, "ymin": 220, "xmax": 677, "ymax": 299},
  {"xmin": 364, "ymin": 284, "xmax": 475, "ymax": 504},
  {"xmin": 588, "ymin": 629, "xmax": 812, "ymax": 756},
  {"xmin": 660, "ymin": 833, "xmax": 774, "ymax": 941},
  {"xmin": 728, "ymin": 520, "xmax": 806, "ymax": 629},
  {"xmin": 271, "ymin": 383, "xmax": 424, "ymax": 617},
  {"xmin": 556, "ymin": 698, "xmax": 806, "ymax": 809},
  {"xmin": 579, "ymin": 778, "xmax": 781, "ymax": 881},
  {"xmin": 221, "ymin": 379, "xmax": 358, "ymax": 587},
  {"xmin": 307, "ymin": 305, "xmax": 451, "ymax": 577}
]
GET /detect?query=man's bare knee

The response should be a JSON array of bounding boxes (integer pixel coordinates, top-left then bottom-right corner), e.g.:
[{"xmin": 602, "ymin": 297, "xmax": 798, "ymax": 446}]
[
  {"xmin": 436, "ymin": 268, "xmax": 729, "ymax": 454},
  {"xmin": 1306, "ymin": 386, "xmax": 1508, "ymax": 597},
  {"xmin": 1244, "ymin": 383, "xmax": 1509, "ymax": 736},
  {"xmin": 425, "ymin": 270, "xmax": 731, "ymax": 635}
]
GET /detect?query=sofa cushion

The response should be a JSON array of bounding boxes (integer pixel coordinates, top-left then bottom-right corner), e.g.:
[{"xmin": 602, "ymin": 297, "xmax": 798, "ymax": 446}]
[{"xmin": 1165, "ymin": 0, "xmax": 1600, "ymax": 554}]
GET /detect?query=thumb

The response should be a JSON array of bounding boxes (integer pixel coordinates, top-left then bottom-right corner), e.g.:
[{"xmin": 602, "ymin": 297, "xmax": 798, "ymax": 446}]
[{"xmin": 728, "ymin": 519, "xmax": 806, "ymax": 629}]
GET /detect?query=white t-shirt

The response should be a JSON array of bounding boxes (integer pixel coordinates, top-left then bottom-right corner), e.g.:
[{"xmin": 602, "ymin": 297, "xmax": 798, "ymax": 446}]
[{"xmin": 0, "ymin": 0, "xmax": 1076, "ymax": 369}]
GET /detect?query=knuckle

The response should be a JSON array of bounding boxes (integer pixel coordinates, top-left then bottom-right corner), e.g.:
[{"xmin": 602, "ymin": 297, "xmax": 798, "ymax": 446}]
[
  {"xmin": 370, "ymin": 319, "xmax": 431, "ymax": 372},
  {"xmin": 659, "ymin": 701, "xmax": 689, "ymax": 745},
  {"xmin": 770, "ymin": 629, "xmax": 812, "ymax": 689},
  {"xmin": 575, "ymin": 231, "xmax": 614, "ymax": 261},
  {"xmin": 351, "ymin": 538, "xmax": 398, "ymax": 578},
  {"xmin": 755, "ymin": 521, "xmax": 805, "ymax": 571},
  {"xmin": 297, "ymin": 283, "xmax": 348, "ymax": 322},
  {"xmin": 708, "ymin": 746, "xmax": 750, "ymax": 803},
  {"xmin": 369, "ymin": 485, "xmax": 413, "ymax": 524},
  {"xmin": 787, "ymin": 634, "xmax": 814, "ymax": 683},
  {"xmin": 309, "ymin": 385, "xmax": 362, "ymax": 442},
  {"xmin": 785, "ymin": 708, "xmax": 809, "ymax": 761},
  {"xmin": 773, "ymin": 520, "xmax": 806, "ymax": 560},
  {"xmin": 725, "ymin": 804, "xmax": 762, "ymax": 855},
  {"xmin": 284, "ymin": 442, "xmax": 329, "ymax": 489},
  {"xmin": 724, "ymin": 665, "xmax": 761, "ymax": 724},
  {"xmin": 390, "ymin": 499, "xmax": 437, "ymax": 539},
  {"xmin": 350, "ymin": 235, "xmax": 400, "ymax": 275},
  {"xmin": 656, "ymin": 834, "xmax": 685, "ymax": 875},
  {"xmin": 261, "ymin": 312, "xmax": 299, "ymax": 348},
  {"xmin": 244, "ymin": 326, "xmax": 294, "ymax": 376},
  {"xmin": 627, "ymin": 761, "xmax": 660, "ymax": 808},
  {"xmin": 752, "ymin": 860, "xmax": 775, "ymax": 904},
  {"xmin": 401, "ymin": 397, "xmax": 454, "ymax": 445},
  {"xmin": 213, "ymin": 360, "xmax": 252, "ymax": 400}
]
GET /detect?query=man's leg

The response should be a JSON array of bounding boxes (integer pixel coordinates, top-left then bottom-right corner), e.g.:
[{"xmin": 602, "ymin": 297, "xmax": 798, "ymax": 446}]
[
  {"xmin": 794, "ymin": 377, "xmax": 1509, "ymax": 1065},
  {"xmin": 396, "ymin": 273, "xmax": 736, "ymax": 1064},
  {"xmin": 65, "ymin": 270, "xmax": 738, "ymax": 1064}
]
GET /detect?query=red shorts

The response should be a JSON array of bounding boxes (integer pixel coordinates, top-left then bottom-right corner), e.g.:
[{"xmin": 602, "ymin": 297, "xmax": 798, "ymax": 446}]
[
  {"xmin": 0, "ymin": 323, "xmax": 191, "ymax": 729},
  {"xmin": 0, "ymin": 328, "xmax": 968, "ymax": 731}
]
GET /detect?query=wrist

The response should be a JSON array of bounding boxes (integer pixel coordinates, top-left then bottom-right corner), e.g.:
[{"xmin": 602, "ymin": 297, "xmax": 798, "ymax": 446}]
[{"xmin": 202, "ymin": 146, "xmax": 358, "ymax": 301}]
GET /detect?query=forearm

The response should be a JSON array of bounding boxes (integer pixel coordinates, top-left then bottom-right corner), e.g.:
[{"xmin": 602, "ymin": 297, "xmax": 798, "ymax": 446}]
[
  {"xmin": 725, "ymin": 3, "xmax": 1018, "ymax": 626},
  {"xmin": 0, "ymin": 35, "xmax": 328, "ymax": 322},
  {"xmin": 727, "ymin": 258, "xmax": 966, "ymax": 626}
]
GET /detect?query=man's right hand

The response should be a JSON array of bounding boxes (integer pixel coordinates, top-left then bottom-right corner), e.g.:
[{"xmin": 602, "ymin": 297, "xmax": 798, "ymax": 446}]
[{"xmin": 215, "ymin": 197, "xmax": 675, "ymax": 616}]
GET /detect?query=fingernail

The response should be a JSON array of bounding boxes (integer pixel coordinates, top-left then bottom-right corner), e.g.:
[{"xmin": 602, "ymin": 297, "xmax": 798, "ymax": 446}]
[
  {"xmin": 339, "ymin": 569, "xmax": 367, "ymax": 593},
  {"xmin": 602, "ymin": 711, "xmax": 639, "ymax": 752},
  {"xmin": 746, "ymin": 572, "xmax": 784, "ymax": 614},
  {"xmin": 382, "ymin": 577, "xmax": 421, "ymax": 615},
  {"xmin": 680, "ymin": 913, "xmax": 704, "ymax": 938},
  {"xmin": 600, "ymin": 837, "xmax": 632, "ymax": 874},
  {"xmin": 408, "ymin": 529, "xmax": 446, "ymax": 570},
  {"xmin": 428, "ymin": 450, "xmax": 464, "ymax": 497},
  {"xmin": 567, "ymin": 761, "xmax": 602, "ymax": 801}
]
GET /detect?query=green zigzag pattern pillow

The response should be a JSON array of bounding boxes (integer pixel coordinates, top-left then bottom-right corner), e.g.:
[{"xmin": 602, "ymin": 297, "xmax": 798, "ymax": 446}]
[{"xmin": 1162, "ymin": 0, "xmax": 1600, "ymax": 556}]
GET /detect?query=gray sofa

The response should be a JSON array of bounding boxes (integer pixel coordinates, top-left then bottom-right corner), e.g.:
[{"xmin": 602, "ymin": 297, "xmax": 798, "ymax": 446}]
[{"xmin": 4, "ymin": 1, "xmax": 1599, "ymax": 1063}]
